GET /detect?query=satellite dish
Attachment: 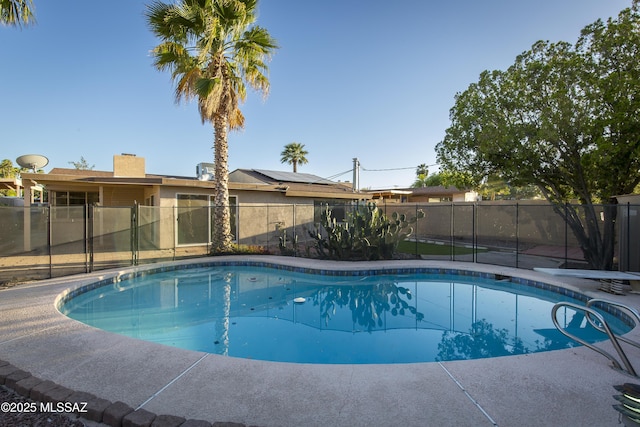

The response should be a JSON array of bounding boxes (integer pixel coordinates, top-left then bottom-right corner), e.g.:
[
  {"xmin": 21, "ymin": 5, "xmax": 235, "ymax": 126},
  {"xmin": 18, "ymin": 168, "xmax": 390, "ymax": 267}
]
[{"xmin": 16, "ymin": 154, "xmax": 49, "ymax": 172}]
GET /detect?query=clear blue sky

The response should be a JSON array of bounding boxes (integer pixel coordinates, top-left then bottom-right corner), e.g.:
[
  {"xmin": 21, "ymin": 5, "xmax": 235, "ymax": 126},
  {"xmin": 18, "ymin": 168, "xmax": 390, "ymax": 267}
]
[{"xmin": 1, "ymin": 0, "xmax": 631, "ymax": 189}]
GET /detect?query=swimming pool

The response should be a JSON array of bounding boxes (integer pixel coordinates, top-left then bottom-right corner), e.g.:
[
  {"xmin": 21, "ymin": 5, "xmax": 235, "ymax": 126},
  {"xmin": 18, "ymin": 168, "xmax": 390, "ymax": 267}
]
[{"xmin": 57, "ymin": 261, "xmax": 632, "ymax": 364}]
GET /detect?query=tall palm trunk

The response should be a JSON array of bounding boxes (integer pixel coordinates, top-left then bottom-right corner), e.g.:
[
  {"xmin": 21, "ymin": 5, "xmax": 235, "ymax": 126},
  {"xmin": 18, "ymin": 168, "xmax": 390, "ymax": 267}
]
[{"xmin": 213, "ymin": 115, "xmax": 232, "ymax": 252}]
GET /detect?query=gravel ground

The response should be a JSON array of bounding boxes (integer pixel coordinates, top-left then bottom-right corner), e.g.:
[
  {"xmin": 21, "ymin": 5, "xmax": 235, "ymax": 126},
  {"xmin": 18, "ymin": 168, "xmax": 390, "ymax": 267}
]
[{"xmin": 0, "ymin": 386, "xmax": 85, "ymax": 427}]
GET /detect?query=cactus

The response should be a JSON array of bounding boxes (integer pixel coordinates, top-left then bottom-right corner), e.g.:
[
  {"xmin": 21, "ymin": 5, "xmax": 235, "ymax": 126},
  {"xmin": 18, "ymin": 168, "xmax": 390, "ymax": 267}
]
[
  {"xmin": 278, "ymin": 229, "xmax": 299, "ymax": 256},
  {"xmin": 308, "ymin": 203, "xmax": 425, "ymax": 260}
]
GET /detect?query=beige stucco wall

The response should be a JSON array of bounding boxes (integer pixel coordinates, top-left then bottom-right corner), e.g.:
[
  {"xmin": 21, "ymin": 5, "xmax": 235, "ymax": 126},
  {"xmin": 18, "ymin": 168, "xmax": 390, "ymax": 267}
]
[
  {"xmin": 150, "ymin": 186, "xmax": 321, "ymax": 250},
  {"xmin": 101, "ymin": 185, "xmax": 146, "ymax": 206},
  {"xmin": 232, "ymin": 190, "xmax": 317, "ymax": 247}
]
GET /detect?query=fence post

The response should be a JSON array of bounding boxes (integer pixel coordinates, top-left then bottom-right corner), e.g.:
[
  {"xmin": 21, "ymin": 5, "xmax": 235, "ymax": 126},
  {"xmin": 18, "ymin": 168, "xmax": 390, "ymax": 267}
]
[
  {"xmin": 627, "ymin": 202, "xmax": 631, "ymax": 271},
  {"xmin": 173, "ymin": 206, "xmax": 177, "ymax": 261},
  {"xmin": 84, "ymin": 204, "xmax": 88, "ymax": 273},
  {"xmin": 88, "ymin": 205, "xmax": 94, "ymax": 272},
  {"xmin": 135, "ymin": 203, "xmax": 140, "ymax": 265},
  {"xmin": 47, "ymin": 205, "xmax": 52, "ymax": 279},
  {"xmin": 515, "ymin": 203, "xmax": 519, "ymax": 269},
  {"xmin": 564, "ymin": 203, "xmax": 568, "ymax": 269},
  {"xmin": 473, "ymin": 203, "xmax": 477, "ymax": 263},
  {"xmin": 131, "ymin": 203, "xmax": 137, "ymax": 266},
  {"xmin": 415, "ymin": 204, "xmax": 419, "ymax": 259},
  {"xmin": 450, "ymin": 203, "xmax": 455, "ymax": 261}
]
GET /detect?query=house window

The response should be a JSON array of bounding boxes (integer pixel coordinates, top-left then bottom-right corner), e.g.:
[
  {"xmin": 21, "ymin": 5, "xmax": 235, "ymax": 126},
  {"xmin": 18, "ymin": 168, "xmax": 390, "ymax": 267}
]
[{"xmin": 52, "ymin": 191, "xmax": 99, "ymax": 206}]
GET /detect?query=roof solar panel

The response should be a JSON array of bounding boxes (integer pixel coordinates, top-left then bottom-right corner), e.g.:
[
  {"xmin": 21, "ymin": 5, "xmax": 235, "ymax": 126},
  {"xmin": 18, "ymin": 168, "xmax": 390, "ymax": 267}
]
[{"xmin": 253, "ymin": 169, "xmax": 336, "ymax": 185}]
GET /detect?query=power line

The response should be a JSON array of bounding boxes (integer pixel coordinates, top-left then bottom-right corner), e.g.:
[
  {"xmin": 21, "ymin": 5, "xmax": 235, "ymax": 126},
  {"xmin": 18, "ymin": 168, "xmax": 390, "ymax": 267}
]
[
  {"xmin": 309, "ymin": 168, "xmax": 352, "ymax": 184},
  {"xmin": 361, "ymin": 163, "xmax": 437, "ymax": 172},
  {"xmin": 324, "ymin": 169, "xmax": 353, "ymax": 180},
  {"xmin": 317, "ymin": 162, "xmax": 438, "ymax": 185}
]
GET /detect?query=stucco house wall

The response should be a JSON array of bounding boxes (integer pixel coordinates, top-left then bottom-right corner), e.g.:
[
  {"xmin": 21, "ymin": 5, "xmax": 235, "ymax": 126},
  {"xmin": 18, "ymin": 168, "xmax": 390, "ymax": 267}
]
[{"xmin": 231, "ymin": 189, "xmax": 317, "ymax": 247}]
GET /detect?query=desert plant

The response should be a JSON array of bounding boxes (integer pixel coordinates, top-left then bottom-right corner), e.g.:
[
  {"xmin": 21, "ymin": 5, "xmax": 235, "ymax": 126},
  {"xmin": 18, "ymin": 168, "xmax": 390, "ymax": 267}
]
[
  {"xmin": 278, "ymin": 229, "xmax": 299, "ymax": 256},
  {"xmin": 309, "ymin": 203, "xmax": 424, "ymax": 260}
]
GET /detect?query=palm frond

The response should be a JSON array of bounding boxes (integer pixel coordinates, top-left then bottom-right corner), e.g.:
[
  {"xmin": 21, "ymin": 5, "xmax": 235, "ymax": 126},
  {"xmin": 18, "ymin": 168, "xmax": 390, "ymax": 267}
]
[
  {"xmin": 151, "ymin": 41, "xmax": 193, "ymax": 71},
  {"xmin": 147, "ymin": 0, "xmax": 276, "ymax": 128},
  {"xmin": 175, "ymin": 67, "xmax": 202, "ymax": 103},
  {"xmin": 1, "ymin": 0, "xmax": 35, "ymax": 26}
]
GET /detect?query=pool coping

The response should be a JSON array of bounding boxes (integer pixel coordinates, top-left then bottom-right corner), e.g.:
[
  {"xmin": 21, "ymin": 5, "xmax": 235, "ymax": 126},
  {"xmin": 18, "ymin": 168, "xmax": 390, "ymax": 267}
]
[{"xmin": 2, "ymin": 255, "xmax": 640, "ymax": 426}]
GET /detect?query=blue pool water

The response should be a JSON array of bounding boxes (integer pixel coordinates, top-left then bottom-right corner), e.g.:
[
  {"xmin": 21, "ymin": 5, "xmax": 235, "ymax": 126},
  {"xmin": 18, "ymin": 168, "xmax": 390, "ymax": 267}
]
[{"xmin": 58, "ymin": 264, "xmax": 632, "ymax": 364}]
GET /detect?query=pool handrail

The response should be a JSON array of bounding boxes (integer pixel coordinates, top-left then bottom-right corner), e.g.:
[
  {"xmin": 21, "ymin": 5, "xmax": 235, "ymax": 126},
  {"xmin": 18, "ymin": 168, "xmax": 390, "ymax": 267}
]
[
  {"xmin": 585, "ymin": 298, "xmax": 640, "ymax": 351},
  {"xmin": 551, "ymin": 301, "xmax": 637, "ymax": 377}
]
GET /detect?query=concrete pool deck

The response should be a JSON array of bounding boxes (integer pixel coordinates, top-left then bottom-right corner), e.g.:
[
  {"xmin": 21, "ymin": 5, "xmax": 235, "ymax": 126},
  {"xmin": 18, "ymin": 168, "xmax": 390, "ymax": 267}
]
[{"xmin": 2, "ymin": 255, "xmax": 640, "ymax": 426}]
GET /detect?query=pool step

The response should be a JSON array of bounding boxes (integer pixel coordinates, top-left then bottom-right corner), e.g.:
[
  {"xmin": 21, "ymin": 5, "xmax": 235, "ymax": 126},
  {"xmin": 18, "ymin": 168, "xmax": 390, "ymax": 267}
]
[{"xmin": 614, "ymin": 384, "xmax": 640, "ymax": 425}]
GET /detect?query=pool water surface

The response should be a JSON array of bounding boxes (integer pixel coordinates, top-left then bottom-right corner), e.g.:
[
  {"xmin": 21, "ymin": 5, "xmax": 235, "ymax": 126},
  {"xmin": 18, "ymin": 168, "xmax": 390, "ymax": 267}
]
[{"xmin": 59, "ymin": 265, "xmax": 631, "ymax": 364}]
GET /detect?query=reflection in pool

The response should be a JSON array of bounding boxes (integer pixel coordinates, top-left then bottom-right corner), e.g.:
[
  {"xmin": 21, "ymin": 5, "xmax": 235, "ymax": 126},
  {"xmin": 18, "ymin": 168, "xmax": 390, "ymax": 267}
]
[{"xmin": 59, "ymin": 265, "xmax": 631, "ymax": 364}]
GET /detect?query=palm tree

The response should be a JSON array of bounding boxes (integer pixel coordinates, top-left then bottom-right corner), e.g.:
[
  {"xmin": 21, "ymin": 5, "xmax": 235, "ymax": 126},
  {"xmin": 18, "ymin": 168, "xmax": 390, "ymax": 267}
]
[
  {"xmin": 411, "ymin": 163, "xmax": 429, "ymax": 188},
  {"xmin": 411, "ymin": 174, "xmax": 428, "ymax": 188},
  {"xmin": 280, "ymin": 142, "xmax": 308, "ymax": 172},
  {"xmin": 0, "ymin": 0, "xmax": 35, "ymax": 26},
  {"xmin": 147, "ymin": 0, "xmax": 277, "ymax": 252}
]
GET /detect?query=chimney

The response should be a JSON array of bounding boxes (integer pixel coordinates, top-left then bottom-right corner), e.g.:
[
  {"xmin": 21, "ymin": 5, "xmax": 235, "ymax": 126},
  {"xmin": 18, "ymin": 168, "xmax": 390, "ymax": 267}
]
[{"xmin": 113, "ymin": 154, "xmax": 145, "ymax": 178}]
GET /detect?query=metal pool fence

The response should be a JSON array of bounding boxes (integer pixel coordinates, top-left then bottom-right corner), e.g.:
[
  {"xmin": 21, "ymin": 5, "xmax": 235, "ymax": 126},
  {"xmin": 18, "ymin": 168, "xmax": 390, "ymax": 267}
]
[{"xmin": 1, "ymin": 202, "xmax": 638, "ymax": 283}]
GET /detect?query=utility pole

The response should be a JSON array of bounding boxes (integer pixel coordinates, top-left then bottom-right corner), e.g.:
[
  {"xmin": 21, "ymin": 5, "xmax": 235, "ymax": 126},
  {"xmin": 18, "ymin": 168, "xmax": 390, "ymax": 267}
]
[{"xmin": 352, "ymin": 158, "xmax": 360, "ymax": 192}]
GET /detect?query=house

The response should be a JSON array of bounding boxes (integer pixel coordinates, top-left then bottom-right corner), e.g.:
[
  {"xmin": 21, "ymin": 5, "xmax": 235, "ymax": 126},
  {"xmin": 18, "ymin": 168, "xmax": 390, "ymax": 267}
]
[
  {"xmin": 369, "ymin": 185, "xmax": 478, "ymax": 203},
  {"xmin": 19, "ymin": 155, "xmax": 366, "ymax": 207},
  {"xmin": 18, "ymin": 154, "xmax": 370, "ymax": 252}
]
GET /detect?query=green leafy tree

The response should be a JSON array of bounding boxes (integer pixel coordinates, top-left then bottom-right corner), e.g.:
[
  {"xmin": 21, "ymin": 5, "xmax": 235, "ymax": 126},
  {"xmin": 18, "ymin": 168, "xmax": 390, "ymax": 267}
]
[
  {"xmin": 478, "ymin": 174, "xmax": 541, "ymax": 200},
  {"xmin": 423, "ymin": 173, "xmax": 444, "ymax": 187},
  {"xmin": 439, "ymin": 169, "xmax": 475, "ymax": 189},
  {"xmin": 0, "ymin": 159, "xmax": 18, "ymax": 178},
  {"xmin": 436, "ymin": 2, "xmax": 640, "ymax": 269},
  {"xmin": 0, "ymin": 0, "xmax": 34, "ymax": 26},
  {"xmin": 280, "ymin": 142, "xmax": 308, "ymax": 172},
  {"xmin": 0, "ymin": 159, "xmax": 25, "ymax": 196},
  {"xmin": 147, "ymin": 0, "xmax": 277, "ymax": 252},
  {"xmin": 68, "ymin": 156, "xmax": 95, "ymax": 170}
]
